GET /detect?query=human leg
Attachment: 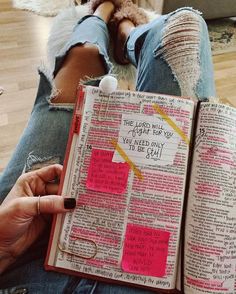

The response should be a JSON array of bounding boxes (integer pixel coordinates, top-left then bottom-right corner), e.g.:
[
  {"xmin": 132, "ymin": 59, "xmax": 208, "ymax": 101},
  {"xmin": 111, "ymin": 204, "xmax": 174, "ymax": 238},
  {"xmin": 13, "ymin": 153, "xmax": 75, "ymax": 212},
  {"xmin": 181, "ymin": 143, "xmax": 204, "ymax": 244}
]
[
  {"xmin": 123, "ymin": 8, "xmax": 216, "ymax": 99},
  {"xmin": 0, "ymin": 4, "xmax": 113, "ymax": 200},
  {"xmin": 53, "ymin": 1, "xmax": 115, "ymax": 103},
  {"xmin": 0, "ymin": 3, "xmax": 117, "ymax": 291}
]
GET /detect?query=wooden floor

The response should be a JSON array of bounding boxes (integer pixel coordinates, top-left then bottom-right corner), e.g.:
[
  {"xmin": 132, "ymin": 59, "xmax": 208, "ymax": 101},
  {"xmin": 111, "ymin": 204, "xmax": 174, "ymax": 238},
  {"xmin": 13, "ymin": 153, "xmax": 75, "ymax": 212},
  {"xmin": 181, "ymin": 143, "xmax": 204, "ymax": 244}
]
[
  {"xmin": 0, "ymin": 0, "xmax": 52, "ymax": 172},
  {"xmin": 0, "ymin": 0, "xmax": 236, "ymax": 173}
]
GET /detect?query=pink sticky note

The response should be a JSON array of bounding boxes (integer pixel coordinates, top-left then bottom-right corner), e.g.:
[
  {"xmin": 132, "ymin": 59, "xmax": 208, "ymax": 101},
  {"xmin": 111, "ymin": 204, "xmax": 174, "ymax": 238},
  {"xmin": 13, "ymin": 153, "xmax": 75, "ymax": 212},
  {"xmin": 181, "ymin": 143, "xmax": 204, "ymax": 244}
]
[
  {"xmin": 122, "ymin": 224, "xmax": 170, "ymax": 277},
  {"xmin": 86, "ymin": 149, "xmax": 129, "ymax": 195}
]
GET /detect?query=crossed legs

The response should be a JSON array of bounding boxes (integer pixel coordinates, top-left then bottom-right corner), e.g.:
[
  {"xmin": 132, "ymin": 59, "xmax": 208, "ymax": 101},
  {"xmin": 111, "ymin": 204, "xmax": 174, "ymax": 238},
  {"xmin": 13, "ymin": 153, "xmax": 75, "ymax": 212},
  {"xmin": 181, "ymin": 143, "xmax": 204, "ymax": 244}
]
[
  {"xmin": 0, "ymin": 3, "xmax": 216, "ymax": 199},
  {"xmin": 53, "ymin": 1, "xmax": 115, "ymax": 104},
  {"xmin": 0, "ymin": 3, "xmax": 216, "ymax": 291},
  {"xmin": 53, "ymin": 4, "xmax": 215, "ymax": 105}
]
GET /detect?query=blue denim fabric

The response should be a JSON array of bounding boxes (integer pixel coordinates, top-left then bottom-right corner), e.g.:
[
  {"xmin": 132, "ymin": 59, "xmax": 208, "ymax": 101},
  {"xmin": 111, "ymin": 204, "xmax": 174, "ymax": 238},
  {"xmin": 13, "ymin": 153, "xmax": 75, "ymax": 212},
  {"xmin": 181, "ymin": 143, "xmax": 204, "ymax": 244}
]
[
  {"xmin": 53, "ymin": 15, "xmax": 113, "ymax": 77},
  {"xmin": 126, "ymin": 8, "xmax": 215, "ymax": 98},
  {"xmin": 0, "ymin": 10, "xmax": 215, "ymax": 294}
]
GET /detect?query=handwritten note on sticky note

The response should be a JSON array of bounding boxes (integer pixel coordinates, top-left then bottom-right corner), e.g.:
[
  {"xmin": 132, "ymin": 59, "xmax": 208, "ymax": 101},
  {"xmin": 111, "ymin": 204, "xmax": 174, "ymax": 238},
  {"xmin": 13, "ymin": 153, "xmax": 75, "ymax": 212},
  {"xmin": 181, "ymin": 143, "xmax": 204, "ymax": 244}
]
[
  {"xmin": 122, "ymin": 224, "xmax": 170, "ymax": 277},
  {"xmin": 112, "ymin": 113, "xmax": 181, "ymax": 167},
  {"xmin": 86, "ymin": 149, "xmax": 129, "ymax": 194}
]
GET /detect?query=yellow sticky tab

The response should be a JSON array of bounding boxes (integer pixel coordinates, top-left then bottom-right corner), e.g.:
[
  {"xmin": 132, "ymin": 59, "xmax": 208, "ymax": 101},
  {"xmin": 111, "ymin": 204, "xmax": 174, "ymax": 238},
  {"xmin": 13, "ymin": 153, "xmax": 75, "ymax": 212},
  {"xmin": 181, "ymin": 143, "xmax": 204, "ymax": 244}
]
[
  {"xmin": 152, "ymin": 103, "xmax": 190, "ymax": 145},
  {"xmin": 111, "ymin": 139, "xmax": 143, "ymax": 181}
]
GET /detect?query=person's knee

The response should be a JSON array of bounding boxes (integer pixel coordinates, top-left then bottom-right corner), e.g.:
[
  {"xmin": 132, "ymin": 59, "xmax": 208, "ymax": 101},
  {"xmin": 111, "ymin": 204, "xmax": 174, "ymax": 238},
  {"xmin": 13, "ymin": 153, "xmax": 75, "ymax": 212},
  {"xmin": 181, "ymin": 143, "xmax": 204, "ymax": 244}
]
[
  {"xmin": 144, "ymin": 9, "xmax": 205, "ymax": 55},
  {"xmin": 53, "ymin": 43, "xmax": 105, "ymax": 104},
  {"xmin": 159, "ymin": 9, "xmax": 205, "ymax": 48},
  {"xmin": 67, "ymin": 44, "xmax": 101, "ymax": 63},
  {"xmin": 166, "ymin": 8, "xmax": 205, "ymax": 26},
  {"xmin": 168, "ymin": 8, "xmax": 205, "ymax": 26},
  {"xmin": 154, "ymin": 9, "xmax": 207, "ymax": 97}
]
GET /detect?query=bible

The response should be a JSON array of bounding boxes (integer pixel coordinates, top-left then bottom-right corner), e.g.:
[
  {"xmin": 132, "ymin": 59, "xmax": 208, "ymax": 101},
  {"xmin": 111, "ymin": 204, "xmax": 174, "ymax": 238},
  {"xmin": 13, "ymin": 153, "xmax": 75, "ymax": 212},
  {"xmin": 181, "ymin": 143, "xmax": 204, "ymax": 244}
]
[{"xmin": 45, "ymin": 85, "xmax": 236, "ymax": 293}]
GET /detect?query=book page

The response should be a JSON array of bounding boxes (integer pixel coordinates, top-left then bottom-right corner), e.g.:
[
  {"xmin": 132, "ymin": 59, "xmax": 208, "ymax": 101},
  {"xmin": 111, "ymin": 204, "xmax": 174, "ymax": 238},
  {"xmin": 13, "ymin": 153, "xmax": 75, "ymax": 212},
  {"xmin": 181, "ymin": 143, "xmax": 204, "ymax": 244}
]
[
  {"xmin": 184, "ymin": 103, "xmax": 236, "ymax": 293},
  {"xmin": 48, "ymin": 86, "xmax": 194, "ymax": 290}
]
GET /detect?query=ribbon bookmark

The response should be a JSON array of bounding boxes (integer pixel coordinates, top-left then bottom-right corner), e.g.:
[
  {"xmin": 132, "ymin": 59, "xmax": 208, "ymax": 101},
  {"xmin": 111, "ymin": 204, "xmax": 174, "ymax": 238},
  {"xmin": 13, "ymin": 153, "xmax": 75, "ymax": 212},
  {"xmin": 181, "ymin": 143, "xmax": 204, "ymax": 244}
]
[
  {"xmin": 111, "ymin": 139, "xmax": 143, "ymax": 180},
  {"xmin": 152, "ymin": 103, "xmax": 190, "ymax": 145}
]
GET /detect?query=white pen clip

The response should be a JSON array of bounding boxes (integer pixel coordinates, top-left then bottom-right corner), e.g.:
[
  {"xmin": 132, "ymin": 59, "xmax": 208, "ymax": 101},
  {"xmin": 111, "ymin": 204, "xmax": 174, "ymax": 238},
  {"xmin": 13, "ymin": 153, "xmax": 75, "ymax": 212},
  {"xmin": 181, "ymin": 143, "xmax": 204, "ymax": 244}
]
[{"xmin": 98, "ymin": 75, "xmax": 118, "ymax": 121}]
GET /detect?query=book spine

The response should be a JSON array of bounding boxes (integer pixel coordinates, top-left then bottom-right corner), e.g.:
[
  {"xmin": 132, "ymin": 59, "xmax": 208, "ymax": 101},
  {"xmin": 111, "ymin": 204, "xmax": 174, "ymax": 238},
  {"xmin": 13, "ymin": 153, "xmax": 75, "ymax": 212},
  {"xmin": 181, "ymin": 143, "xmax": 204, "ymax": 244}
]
[
  {"xmin": 180, "ymin": 100, "xmax": 201, "ymax": 289},
  {"xmin": 45, "ymin": 85, "xmax": 85, "ymax": 269},
  {"xmin": 73, "ymin": 87, "xmax": 85, "ymax": 134}
]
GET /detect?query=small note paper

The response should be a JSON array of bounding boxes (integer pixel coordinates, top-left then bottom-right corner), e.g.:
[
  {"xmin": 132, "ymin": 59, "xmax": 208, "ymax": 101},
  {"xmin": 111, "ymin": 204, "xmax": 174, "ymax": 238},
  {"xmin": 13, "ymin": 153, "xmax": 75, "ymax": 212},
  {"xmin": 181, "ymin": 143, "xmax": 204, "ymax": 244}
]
[
  {"xmin": 112, "ymin": 113, "xmax": 181, "ymax": 166},
  {"xmin": 86, "ymin": 149, "xmax": 129, "ymax": 194},
  {"xmin": 122, "ymin": 224, "xmax": 170, "ymax": 277}
]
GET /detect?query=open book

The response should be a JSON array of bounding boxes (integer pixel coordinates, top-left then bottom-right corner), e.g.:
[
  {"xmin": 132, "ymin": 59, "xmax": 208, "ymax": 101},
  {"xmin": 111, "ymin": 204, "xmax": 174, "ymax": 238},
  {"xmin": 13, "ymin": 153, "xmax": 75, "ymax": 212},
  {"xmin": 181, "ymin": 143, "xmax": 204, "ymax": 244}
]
[{"xmin": 45, "ymin": 86, "xmax": 236, "ymax": 293}]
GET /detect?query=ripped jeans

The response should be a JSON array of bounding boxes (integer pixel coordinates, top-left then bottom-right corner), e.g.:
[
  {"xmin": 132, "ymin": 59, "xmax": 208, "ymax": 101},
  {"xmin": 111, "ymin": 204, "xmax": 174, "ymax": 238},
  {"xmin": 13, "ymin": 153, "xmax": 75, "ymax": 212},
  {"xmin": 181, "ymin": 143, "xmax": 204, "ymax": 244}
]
[{"xmin": 0, "ymin": 8, "xmax": 215, "ymax": 294}]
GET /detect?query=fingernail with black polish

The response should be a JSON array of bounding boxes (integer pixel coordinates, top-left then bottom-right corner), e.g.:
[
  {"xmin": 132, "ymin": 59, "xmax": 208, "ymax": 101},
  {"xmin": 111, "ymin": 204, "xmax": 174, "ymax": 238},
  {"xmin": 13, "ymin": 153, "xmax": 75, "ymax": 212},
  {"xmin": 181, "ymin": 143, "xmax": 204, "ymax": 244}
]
[{"xmin": 64, "ymin": 198, "xmax": 76, "ymax": 209}]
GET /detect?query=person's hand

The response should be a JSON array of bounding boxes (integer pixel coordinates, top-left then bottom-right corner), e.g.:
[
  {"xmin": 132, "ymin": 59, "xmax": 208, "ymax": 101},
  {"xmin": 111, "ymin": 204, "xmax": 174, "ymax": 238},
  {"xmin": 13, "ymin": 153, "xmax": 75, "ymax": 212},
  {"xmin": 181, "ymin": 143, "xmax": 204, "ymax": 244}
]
[{"xmin": 0, "ymin": 164, "xmax": 76, "ymax": 274}]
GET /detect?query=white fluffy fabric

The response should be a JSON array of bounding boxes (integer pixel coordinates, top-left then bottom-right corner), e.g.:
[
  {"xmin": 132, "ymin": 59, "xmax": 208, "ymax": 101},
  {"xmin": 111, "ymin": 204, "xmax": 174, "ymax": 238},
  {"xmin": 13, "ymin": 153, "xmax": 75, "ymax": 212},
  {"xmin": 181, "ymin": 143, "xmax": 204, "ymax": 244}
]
[
  {"xmin": 47, "ymin": 4, "xmax": 158, "ymax": 90},
  {"xmin": 12, "ymin": 0, "xmax": 75, "ymax": 17}
]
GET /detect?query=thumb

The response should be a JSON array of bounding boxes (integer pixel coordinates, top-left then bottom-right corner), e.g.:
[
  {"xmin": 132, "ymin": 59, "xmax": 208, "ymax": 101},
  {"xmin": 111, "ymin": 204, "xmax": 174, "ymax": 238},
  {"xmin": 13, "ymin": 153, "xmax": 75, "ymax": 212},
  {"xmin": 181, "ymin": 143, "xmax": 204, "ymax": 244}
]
[{"xmin": 37, "ymin": 196, "xmax": 76, "ymax": 215}]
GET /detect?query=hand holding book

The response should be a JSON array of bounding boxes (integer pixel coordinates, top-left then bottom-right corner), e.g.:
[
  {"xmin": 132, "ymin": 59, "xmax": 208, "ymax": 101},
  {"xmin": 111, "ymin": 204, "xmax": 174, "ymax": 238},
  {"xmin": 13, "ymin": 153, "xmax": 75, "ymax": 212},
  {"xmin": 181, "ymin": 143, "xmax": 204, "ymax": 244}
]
[{"xmin": 46, "ymin": 86, "xmax": 236, "ymax": 294}]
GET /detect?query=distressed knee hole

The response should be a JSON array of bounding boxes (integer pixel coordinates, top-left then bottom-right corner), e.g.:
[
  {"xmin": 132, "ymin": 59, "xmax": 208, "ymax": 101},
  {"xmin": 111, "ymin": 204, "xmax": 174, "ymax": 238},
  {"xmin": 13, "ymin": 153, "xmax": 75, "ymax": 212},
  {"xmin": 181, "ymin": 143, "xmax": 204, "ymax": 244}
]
[
  {"xmin": 157, "ymin": 9, "xmax": 204, "ymax": 98},
  {"xmin": 68, "ymin": 43, "xmax": 101, "ymax": 58},
  {"xmin": 50, "ymin": 43, "xmax": 106, "ymax": 105}
]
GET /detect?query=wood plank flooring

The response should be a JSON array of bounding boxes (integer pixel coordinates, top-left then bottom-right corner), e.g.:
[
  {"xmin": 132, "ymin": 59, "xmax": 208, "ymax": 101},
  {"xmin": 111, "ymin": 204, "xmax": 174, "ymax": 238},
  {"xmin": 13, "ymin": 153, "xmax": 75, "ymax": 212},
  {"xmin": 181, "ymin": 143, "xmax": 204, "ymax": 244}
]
[
  {"xmin": 0, "ymin": 0, "xmax": 236, "ymax": 173},
  {"xmin": 0, "ymin": 0, "xmax": 52, "ymax": 172}
]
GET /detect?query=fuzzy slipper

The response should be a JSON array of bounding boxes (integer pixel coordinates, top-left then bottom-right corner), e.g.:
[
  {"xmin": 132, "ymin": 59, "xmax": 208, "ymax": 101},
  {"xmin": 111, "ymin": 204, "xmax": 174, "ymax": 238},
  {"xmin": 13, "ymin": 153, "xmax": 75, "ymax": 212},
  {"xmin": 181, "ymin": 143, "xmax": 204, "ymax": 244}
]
[
  {"xmin": 110, "ymin": 2, "xmax": 148, "ymax": 64},
  {"xmin": 88, "ymin": 0, "xmax": 148, "ymax": 64},
  {"xmin": 88, "ymin": 0, "xmax": 123, "ymax": 13}
]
